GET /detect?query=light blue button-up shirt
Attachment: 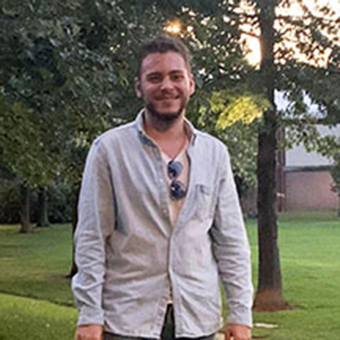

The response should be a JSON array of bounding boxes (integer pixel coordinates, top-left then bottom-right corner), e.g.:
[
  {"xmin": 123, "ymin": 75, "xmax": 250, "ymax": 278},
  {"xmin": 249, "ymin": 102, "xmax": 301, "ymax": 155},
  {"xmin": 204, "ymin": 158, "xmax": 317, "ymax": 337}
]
[{"xmin": 72, "ymin": 111, "xmax": 253, "ymax": 338}]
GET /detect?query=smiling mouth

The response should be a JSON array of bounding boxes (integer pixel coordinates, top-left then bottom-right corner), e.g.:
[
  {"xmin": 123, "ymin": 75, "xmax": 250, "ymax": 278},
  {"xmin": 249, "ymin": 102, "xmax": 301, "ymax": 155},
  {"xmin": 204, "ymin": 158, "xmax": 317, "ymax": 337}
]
[
  {"xmin": 157, "ymin": 96, "xmax": 179, "ymax": 101},
  {"xmin": 156, "ymin": 93, "xmax": 179, "ymax": 100}
]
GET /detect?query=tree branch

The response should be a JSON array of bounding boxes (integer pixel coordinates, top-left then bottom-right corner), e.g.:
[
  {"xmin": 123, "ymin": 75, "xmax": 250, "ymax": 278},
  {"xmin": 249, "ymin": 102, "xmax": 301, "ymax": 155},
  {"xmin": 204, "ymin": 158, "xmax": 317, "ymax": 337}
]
[{"xmin": 239, "ymin": 29, "xmax": 260, "ymax": 39}]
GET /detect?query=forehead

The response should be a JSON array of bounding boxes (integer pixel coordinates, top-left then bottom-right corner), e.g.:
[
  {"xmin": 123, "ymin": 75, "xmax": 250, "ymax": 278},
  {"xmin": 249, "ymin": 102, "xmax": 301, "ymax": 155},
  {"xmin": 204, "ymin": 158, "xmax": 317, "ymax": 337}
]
[{"xmin": 140, "ymin": 52, "xmax": 189, "ymax": 75}]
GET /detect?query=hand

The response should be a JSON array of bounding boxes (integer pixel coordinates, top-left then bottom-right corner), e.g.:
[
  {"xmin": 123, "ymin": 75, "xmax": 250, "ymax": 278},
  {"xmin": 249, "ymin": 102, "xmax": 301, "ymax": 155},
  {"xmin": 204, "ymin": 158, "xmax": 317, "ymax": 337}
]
[
  {"xmin": 225, "ymin": 324, "xmax": 251, "ymax": 340},
  {"xmin": 75, "ymin": 324, "xmax": 103, "ymax": 340}
]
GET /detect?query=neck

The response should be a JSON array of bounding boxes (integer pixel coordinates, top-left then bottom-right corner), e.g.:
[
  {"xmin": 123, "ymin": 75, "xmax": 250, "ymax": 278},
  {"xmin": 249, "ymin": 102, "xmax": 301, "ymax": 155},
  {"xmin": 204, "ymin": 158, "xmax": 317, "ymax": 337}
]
[{"xmin": 144, "ymin": 110, "xmax": 186, "ymax": 142}]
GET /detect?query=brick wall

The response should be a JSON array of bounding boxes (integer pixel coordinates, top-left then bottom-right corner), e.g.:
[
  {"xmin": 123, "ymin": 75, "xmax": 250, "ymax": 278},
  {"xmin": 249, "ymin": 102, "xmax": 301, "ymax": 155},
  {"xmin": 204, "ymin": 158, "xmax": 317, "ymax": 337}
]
[{"xmin": 285, "ymin": 170, "xmax": 338, "ymax": 211}]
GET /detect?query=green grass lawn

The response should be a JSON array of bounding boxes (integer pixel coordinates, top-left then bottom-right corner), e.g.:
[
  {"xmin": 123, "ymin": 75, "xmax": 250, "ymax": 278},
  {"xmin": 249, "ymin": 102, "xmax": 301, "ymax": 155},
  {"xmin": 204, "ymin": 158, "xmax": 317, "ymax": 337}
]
[
  {"xmin": 0, "ymin": 224, "xmax": 74, "ymax": 306},
  {"xmin": 249, "ymin": 211, "xmax": 340, "ymax": 340},
  {"xmin": 0, "ymin": 211, "xmax": 339, "ymax": 339},
  {"xmin": 0, "ymin": 293, "xmax": 77, "ymax": 340}
]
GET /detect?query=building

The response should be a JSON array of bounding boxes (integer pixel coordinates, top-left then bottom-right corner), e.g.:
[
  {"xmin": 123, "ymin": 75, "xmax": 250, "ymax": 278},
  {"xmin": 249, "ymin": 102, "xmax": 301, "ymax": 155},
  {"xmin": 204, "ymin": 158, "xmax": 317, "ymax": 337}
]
[
  {"xmin": 241, "ymin": 93, "xmax": 339, "ymax": 214},
  {"xmin": 276, "ymin": 93, "xmax": 339, "ymax": 212},
  {"xmin": 281, "ymin": 125, "xmax": 340, "ymax": 211}
]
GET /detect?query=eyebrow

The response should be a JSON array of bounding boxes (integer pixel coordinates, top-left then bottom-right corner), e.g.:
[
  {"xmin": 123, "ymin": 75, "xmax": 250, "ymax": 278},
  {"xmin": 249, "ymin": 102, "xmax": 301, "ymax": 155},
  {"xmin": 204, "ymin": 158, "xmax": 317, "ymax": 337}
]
[{"xmin": 146, "ymin": 70, "xmax": 185, "ymax": 77}]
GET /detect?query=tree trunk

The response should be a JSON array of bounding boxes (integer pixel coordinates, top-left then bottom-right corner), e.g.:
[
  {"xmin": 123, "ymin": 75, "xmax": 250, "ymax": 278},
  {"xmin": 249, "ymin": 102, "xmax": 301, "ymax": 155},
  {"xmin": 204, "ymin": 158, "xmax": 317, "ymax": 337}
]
[
  {"xmin": 19, "ymin": 184, "xmax": 32, "ymax": 233},
  {"xmin": 67, "ymin": 184, "xmax": 80, "ymax": 278},
  {"xmin": 253, "ymin": 0, "xmax": 289, "ymax": 311},
  {"xmin": 254, "ymin": 121, "xmax": 289, "ymax": 311},
  {"xmin": 36, "ymin": 186, "xmax": 50, "ymax": 227}
]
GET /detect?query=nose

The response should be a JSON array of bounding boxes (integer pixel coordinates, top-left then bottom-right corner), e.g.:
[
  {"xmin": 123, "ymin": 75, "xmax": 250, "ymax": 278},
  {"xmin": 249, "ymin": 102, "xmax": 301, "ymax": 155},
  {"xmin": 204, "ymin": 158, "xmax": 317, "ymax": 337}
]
[{"xmin": 160, "ymin": 76, "xmax": 174, "ymax": 91}]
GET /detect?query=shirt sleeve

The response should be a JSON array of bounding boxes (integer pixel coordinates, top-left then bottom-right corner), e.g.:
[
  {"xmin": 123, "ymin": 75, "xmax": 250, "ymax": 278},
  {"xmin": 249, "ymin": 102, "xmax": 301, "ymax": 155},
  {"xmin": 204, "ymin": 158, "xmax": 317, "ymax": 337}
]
[
  {"xmin": 72, "ymin": 139, "xmax": 115, "ymax": 325},
  {"xmin": 210, "ymin": 146, "xmax": 253, "ymax": 328}
]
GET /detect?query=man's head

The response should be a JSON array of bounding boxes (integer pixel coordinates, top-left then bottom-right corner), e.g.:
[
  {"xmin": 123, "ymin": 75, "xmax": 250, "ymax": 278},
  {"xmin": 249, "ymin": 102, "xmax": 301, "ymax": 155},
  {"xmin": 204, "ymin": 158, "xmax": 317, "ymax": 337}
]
[
  {"xmin": 135, "ymin": 36, "xmax": 195, "ymax": 122},
  {"xmin": 137, "ymin": 36, "xmax": 192, "ymax": 75}
]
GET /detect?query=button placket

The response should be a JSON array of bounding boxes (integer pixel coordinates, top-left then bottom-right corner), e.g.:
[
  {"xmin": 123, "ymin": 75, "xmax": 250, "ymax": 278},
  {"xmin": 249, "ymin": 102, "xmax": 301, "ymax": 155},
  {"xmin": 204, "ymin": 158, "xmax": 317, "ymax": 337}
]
[{"xmin": 153, "ymin": 148, "xmax": 170, "ymax": 220}]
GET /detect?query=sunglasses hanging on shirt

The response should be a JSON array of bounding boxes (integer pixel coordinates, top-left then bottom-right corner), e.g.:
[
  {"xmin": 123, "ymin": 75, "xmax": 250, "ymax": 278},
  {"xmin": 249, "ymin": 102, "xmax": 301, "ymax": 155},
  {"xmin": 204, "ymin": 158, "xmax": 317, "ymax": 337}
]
[{"xmin": 167, "ymin": 160, "xmax": 187, "ymax": 200}]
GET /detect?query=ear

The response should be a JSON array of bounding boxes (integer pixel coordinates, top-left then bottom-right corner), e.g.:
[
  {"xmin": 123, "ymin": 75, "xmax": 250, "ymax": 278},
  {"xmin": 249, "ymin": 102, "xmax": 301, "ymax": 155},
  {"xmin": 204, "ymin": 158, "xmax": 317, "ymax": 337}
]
[
  {"xmin": 134, "ymin": 77, "xmax": 142, "ymax": 98},
  {"xmin": 188, "ymin": 73, "xmax": 195, "ymax": 97}
]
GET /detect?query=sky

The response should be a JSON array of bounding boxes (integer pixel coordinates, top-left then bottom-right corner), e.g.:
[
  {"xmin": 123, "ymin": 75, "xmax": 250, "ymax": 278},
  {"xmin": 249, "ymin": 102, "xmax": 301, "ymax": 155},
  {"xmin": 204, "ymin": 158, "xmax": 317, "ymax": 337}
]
[{"xmin": 243, "ymin": 0, "xmax": 340, "ymax": 65}]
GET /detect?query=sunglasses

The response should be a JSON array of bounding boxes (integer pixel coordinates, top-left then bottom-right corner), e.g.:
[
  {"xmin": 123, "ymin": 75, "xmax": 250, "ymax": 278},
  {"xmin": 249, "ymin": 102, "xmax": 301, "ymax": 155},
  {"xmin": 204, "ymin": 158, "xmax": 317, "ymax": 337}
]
[{"xmin": 167, "ymin": 160, "xmax": 187, "ymax": 200}]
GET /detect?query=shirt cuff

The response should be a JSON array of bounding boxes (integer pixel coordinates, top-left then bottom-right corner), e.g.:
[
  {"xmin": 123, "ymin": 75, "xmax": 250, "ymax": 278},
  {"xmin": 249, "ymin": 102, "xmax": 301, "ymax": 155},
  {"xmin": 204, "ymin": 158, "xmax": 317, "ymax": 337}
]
[
  {"xmin": 77, "ymin": 306, "xmax": 105, "ymax": 326},
  {"xmin": 227, "ymin": 305, "xmax": 253, "ymax": 328}
]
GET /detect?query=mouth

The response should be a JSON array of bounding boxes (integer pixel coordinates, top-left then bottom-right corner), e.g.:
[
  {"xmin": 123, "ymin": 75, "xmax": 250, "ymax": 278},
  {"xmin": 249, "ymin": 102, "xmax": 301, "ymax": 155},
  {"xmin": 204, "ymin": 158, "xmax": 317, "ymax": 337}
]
[
  {"xmin": 156, "ymin": 94, "xmax": 179, "ymax": 101},
  {"xmin": 158, "ymin": 97, "xmax": 179, "ymax": 106},
  {"xmin": 161, "ymin": 97, "xmax": 177, "ymax": 101}
]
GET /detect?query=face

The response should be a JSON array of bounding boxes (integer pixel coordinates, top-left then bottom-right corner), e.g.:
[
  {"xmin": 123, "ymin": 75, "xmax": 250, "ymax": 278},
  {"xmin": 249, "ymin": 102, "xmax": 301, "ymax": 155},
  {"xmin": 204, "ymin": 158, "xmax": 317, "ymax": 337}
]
[{"xmin": 135, "ymin": 52, "xmax": 195, "ymax": 122}]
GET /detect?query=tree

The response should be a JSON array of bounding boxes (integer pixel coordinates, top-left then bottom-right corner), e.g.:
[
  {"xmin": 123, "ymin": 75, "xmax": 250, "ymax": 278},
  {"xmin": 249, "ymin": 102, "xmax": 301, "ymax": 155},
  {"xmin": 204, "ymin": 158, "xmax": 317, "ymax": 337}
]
[
  {"xmin": 36, "ymin": 187, "xmax": 49, "ymax": 227},
  {"xmin": 3, "ymin": 2, "xmax": 338, "ymax": 302},
  {"xmin": 1, "ymin": 0, "xmax": 259, "ymax": 233},
  {"xmin": 238, "ymin": 0, "xmax": 340, "ymax": 310},
  {"xmin": 152, "ymin": 2, "xmax": 269, "ymax": 191},
  {"xmin": 0, "ymin": 0, "xmax": 134, "ymax": 231},
  {"xmin": 164, "ymin": 0, "xmax": 340, "ymax": 310},
  {"xmin": 0, "ymin": 99, "xmax": 50, "ymax": 232}
]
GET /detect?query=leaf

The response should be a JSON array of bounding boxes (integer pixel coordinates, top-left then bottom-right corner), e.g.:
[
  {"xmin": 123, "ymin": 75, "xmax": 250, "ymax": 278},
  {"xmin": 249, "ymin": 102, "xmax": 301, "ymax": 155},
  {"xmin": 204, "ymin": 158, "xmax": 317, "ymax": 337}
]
[{"xmin": 214, "ymin": 92, "xmax": 270, "ymax": 129}]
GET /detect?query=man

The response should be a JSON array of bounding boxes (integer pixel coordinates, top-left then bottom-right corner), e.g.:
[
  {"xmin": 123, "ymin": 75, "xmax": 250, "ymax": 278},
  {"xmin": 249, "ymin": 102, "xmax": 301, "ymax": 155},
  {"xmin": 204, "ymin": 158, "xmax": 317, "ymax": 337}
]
[{"xmin": 72, "ymin": 36, "xmax": 253, "ymax": 340}]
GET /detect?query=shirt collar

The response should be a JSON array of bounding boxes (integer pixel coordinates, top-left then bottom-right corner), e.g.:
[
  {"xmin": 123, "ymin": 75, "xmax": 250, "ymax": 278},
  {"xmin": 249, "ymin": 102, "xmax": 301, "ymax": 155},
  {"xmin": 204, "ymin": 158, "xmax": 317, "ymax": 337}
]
[{"xmin": 135, "ymin": 109, "xmax": 197, "ymax": 147}]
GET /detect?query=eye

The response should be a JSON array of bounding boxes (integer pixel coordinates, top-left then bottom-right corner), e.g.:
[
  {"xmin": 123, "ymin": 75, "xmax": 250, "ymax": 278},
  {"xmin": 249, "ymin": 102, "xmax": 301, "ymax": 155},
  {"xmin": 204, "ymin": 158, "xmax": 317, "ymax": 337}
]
[
  {"xmin": 147, "ymin": 74, "xmax": 162, "ymax": 83},
  {"xmin": 171, "ymin": 73, "xmax": 184, "ymax": 81}
]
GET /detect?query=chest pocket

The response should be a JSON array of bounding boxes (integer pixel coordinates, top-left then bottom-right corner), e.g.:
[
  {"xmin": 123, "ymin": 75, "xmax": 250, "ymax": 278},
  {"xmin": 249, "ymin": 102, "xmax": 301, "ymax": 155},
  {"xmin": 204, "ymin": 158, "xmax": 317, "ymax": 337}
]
[{"xmin": 194, "ymin": 184, "xmax": 216, "ymax": 221}]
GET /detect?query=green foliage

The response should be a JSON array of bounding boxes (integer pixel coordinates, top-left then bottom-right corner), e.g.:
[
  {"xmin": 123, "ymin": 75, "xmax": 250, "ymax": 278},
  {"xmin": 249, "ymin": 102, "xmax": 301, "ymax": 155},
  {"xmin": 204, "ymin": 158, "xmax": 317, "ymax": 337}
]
[
  {"xmin": 0, "ymin": 98, "xmax": 56, "ymax": 186},
  {"xmin": 187, "ymin": 88, "xmax": 260, "ymax": 190},
  {"xmin": 0, "ymin": 179, "xmax": 73, "ymax": 224},
  {"xmin": 1, "ymin": 0, "xmax": 339, "ymax": 213},
  {"xmin": 284, "ymin": 122, "xmax": 340, "ymax": 157},
  {"xmin": 180, "ymin": 0, "xmax": 340, "ymax": 184},
  {"xmin": 0, "ymin": 178, "xmax": 20, "ymax": 223},
  {"xmin": 172, "ymin": 6, "xmax": 263, "ymax": 188},
  {"xmin": 243, "ymin": 0, "xmax": 340, "ymax": 151},
  {"xmin": 213, "ymin": 92, "xmax": 269, "ymax": 129},
  {"xmin": 0, "ymin": 0, "xmax": 138, "ymax": 187},
  {"xmin": 47, "ymin": 181, "xmax": 74, "ymax": 223},
  {"xmin": 0, "ymin": 0, "xmax": 259, "ymax": 193},
  {"xmin": 221, "ymin": 123, "xmax": 258, "ymax": 189}
]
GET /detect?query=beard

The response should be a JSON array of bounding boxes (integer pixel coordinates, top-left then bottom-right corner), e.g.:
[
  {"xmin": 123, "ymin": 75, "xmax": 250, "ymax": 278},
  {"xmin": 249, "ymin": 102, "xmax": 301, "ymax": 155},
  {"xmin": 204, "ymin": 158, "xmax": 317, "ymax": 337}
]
[{"xmin": 145, "ymin": 98, "xmax": 187, "ymax": 122}]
